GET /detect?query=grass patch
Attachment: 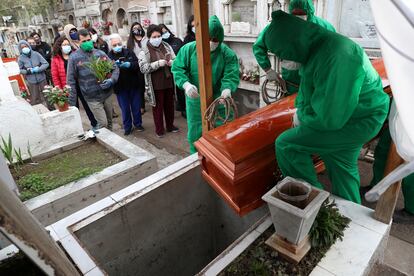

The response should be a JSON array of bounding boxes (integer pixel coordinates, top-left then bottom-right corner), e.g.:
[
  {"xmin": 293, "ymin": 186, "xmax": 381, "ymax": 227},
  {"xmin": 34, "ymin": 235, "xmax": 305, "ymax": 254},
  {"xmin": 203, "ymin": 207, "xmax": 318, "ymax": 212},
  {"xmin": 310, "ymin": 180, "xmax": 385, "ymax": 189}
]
[{"xmin": 13, "ymin": 142, "xmax": 122, "ymax": 201}]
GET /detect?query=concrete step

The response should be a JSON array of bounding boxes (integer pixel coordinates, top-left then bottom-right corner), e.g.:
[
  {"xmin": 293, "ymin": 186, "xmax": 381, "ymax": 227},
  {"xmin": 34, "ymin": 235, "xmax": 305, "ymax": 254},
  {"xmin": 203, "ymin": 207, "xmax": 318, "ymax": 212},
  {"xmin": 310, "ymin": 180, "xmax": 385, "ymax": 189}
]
[
  {"xmin": 384, "ymin": 236, "xmax": 414, "ymax": 275},
  {"xmin": 369, "ymin": 263, "xmax": 407, "ymax": 276}
]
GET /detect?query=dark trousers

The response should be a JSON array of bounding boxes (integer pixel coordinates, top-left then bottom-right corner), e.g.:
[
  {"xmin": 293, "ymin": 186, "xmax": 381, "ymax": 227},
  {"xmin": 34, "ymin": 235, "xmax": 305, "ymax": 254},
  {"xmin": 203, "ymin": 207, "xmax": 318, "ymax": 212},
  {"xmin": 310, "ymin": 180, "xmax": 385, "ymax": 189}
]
[
  {"xmin": 139, "ymin": 85, "xmax": 145, "ymax": 110},
  {"xmin": 116, "ymin": 88, "xmax": 142, "ymax": 132},
  {"xmin": 152, "ymin": 88, "xmax": 175, "ymax": 135},
  {"xmin": 176, "ymin": 86, "xmax": 186, "ymax": 112},
  {"xmin": 76, "ymin": 88, "xmax": 98, "ymax": 128}
]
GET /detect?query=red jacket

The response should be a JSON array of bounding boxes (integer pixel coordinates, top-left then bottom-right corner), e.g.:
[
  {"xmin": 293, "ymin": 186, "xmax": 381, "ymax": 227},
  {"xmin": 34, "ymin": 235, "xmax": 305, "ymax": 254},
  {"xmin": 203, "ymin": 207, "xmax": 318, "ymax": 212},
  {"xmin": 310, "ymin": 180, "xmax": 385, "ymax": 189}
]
[{"xmin": 51, "ymin": 55, "xmax": 67, "ymax": 88}]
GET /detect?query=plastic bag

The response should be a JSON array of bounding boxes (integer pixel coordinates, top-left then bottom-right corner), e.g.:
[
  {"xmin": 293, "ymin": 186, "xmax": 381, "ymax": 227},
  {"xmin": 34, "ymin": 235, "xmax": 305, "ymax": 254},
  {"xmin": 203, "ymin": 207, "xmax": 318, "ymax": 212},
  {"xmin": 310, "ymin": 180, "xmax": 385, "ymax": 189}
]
[{"xmin": 365, "ymin": 102, "xmax": 414, "ymax": 202}]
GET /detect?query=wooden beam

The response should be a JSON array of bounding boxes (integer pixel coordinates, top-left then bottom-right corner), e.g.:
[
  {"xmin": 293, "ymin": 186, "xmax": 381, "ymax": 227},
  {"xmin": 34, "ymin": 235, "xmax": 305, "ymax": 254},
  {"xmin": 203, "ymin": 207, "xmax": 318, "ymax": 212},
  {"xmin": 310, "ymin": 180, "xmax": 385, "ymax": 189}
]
[
  {"xmin": 374, "ymin": 142, "xmax": 404, "ymax": 224},
  {"xmin": 0, "ymin": 155, "xmax": 80, "ymax": 276},
  {"xmin": 193, "ymin": 0, "xmax": 214, "ymax": 133}
]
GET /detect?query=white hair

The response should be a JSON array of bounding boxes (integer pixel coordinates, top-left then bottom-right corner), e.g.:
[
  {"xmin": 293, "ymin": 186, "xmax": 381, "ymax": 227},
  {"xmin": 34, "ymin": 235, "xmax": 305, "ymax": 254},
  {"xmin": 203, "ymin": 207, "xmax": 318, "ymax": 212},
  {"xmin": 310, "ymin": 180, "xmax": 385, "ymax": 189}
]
[{"xmin": 108, "ymin": 33, "xmax": 123, "ymax": 50}]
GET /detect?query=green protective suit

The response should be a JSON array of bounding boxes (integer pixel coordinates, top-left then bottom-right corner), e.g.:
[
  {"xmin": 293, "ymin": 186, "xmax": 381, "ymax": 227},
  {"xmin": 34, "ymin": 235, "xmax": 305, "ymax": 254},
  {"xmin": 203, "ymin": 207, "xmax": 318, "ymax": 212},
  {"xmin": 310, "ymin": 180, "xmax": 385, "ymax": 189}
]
[
  {"xmin": 370, "ymin": 126, "xmax": 414, "ymax": 214},
  {"xmin": 171, "ymin": 16, "xmax": 240, "ymax": 153},
  {"xmin": 253, "ymin": 0, "xmax": 336, "ymax": 94},
  {"xmin": 265, "ymin": 11, "xmax": 389, "ymax": 203}
]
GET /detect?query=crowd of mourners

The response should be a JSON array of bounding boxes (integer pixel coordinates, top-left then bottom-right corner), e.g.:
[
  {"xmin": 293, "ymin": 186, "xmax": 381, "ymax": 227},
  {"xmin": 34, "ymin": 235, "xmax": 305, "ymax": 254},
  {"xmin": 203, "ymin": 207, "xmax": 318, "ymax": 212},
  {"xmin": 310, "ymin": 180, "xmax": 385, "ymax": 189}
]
[{"xmin": 17, "ymin": 16, "xmax": 197, "ymax": 137}]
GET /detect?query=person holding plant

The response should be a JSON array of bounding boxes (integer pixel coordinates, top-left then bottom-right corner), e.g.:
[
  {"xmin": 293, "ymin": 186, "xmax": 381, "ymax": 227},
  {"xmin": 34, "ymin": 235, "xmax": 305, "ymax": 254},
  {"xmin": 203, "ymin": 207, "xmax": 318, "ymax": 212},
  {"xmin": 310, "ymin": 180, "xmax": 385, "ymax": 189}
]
[
  {"xmin": 51, "ymin": 36, "xmax": 98, "ymax": 128},
  {"xmin": 67, "ymin": 29, "xmax": 119, "ymax": 130},
  {"xmin": 108, "ymin": 33, "xmax": 144, "ymax": 136},
  {"xmin": 138, "ymin": 24, "xmax": 179, "ymax": 138},
  {"xmin": 18, "ymin": 40, "xmax": 49, "ymax": 105},
  {"xmin": 127, "ymin": 22, "xmax": 147, "ymax": 115}
]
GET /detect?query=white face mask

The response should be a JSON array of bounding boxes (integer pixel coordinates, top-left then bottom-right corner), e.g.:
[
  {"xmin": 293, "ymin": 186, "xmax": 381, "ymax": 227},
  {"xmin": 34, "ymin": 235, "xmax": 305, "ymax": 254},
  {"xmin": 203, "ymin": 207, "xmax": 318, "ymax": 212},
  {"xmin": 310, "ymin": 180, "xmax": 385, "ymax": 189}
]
[
  {"xmin": 91, "ymin": 34, "xmax": 98, "ymax": 42},
  {"xmin": 210, "ymin": 41, "xmax": 219, "ymax": 52},
  {"xmin": 150, "ymin": 37, "xmax": 162, "ymax": 47},
  {"xmin": 192, "ymin": 26, "xmax": 196, "ymax": 34},
  {"xmin": 162, "ymin": 32, "xmax": 170, "ymax": 40},
  {"xmin": 280, "ymin": 60, "xmax": 302, "ymax": 70},
  {"xmin": 296, "ymin": 15, "xmax": 308, "ymax": 21}
]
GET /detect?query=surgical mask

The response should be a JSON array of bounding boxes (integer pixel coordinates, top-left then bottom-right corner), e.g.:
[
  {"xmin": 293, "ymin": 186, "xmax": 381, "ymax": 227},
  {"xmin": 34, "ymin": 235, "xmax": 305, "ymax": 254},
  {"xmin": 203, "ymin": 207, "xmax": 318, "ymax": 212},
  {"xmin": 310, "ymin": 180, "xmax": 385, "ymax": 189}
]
[
  {"xmin": 70, "ymin": 32, "xmax": 79, "ymax": 41},
  {"xmin": 59, "ymin": 31, "xmax": 64, "ymax": 35},
  {"xmin": 149, "ymin": 37, "xmax": 162, "ymax": 47},
  {"xmin": 192, "ymin": 26, "xmax": 196, "ymax": 34},
  {"xmin": 133, "ymin": 29, "xmax": 144, "ymax": 36},
  {"xmin": 91, "ymin": 34, "xmax": 98, "ymax": 42},
  {"xmin": 296, "ymin": 15, "xmax": 307, "ymax": 21},
  {"xmin": 80, "ymin": 40, "xmax": 94, "ymax": 52},
  {"xmin": 210, "ymin": 41, "xmax": 219, "ymax": 52},
  {"xmin": 162, "ymin": 32, "xmax": 170, "ymax": 40},
  {"xmin": 113, "ymin": 46, "xmax": 122, "ymax": 53},
  {"xmin": 21, "ymin": 47, "xmax": 30, "ymax": 55},
  {"xmin": 62, "ymin": 45, "xmax": 72, "ymax": 54},
  {"xmin": 280, "ymin": 60, "xmax": 302, "ymax": 70}
]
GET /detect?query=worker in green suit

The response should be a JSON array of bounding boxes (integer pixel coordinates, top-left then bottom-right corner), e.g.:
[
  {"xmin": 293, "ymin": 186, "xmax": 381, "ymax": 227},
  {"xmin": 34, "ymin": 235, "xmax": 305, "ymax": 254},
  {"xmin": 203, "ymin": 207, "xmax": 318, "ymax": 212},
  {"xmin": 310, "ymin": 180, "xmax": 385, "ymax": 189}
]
[
  {"xmin": 254, "ymin": 11, "xmax": 389, "ymax": 204},
  {"xmin": 254, "ymin": 0, "xmax": 335, "ymax": 94},
  {"xmin": 365, "ymin": 122, "xmax": 414, "ymax": 224},
  {"xmin": 171, "ymin": 15, "xmax": 240, "ymax": 154}
]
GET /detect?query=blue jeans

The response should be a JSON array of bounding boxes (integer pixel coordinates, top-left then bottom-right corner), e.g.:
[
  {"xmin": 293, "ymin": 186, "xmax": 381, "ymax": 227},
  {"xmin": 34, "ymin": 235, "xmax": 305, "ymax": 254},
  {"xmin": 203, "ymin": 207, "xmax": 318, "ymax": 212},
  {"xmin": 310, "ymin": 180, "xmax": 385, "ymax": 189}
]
[{"xmin": 116, "ymin": 88, "xmax": 142, "ymax": 132}]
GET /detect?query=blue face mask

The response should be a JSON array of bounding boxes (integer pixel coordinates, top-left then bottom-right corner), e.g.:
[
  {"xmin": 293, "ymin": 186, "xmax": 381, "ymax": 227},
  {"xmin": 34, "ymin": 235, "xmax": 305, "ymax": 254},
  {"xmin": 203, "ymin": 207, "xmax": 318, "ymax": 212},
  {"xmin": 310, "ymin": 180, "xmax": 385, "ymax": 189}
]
[
  {"xmin": 22, "ymin": 47, "xmax": 31, "ymax": 55},
  {"xmin": 69, "ymin": 31, "xmax": 79, "ymax": 41},
  {"xmin": 113, "ymin": 46, "xmax": 122, "ymax": 53}
]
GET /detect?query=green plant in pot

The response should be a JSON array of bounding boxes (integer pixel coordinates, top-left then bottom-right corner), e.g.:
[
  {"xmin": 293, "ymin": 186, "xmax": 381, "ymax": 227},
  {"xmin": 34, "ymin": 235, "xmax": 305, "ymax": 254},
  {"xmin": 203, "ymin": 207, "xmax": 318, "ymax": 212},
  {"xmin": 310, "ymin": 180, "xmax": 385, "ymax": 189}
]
[
  {"xmin": 42, "ymin": 85, "xmax": 71, "ymax": 112},
  {"xmin": 83, "ymin": 55, "xmax": 114, "ymax": 83}
]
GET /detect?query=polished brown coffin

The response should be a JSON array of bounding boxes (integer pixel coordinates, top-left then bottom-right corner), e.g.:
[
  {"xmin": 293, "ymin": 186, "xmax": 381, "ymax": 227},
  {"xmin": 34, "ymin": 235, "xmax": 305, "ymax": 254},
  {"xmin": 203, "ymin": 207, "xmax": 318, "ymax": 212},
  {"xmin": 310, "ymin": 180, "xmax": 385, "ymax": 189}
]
[{"xmin": 195, "ymin": 59, "xmax": 390, "ymax": 216}]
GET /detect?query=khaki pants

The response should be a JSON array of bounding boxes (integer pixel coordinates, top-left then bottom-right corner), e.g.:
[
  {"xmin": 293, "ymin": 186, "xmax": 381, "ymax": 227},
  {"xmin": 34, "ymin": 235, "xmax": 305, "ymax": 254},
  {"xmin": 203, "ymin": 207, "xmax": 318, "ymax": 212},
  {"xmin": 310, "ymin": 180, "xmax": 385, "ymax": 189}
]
[
  {"xmin": 27, "ymin": 80, "xmax": 47, "ymax": 106},
  {"xmin": 88, "ymin": 96, "xmax": 113, "ymax": 130}
]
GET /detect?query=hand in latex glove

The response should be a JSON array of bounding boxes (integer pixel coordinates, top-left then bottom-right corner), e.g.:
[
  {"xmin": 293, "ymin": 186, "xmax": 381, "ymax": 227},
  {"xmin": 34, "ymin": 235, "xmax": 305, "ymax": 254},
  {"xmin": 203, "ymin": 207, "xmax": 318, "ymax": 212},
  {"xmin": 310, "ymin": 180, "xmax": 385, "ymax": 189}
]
[
  {"xmin": 183, "ymin": 82, "xmax": 199, "ymax": 99},
  {"xmin": 120, "ymin": 62, "xmax": 131, "ymax": 68},
  {"xmin": 158, "ymin": 59, "xmax": 167, "ymax": 67},
  {"xmin": 293, "ymin": 111, "xmax": 300, "ymax": 127},
  {"xmin": 167, "ymin": 60, "xmax": 173, "ymax": 67},
  {"xmin": 100, "ymin": 79, "xmax": 113, "ymax": 90},
  {"xmin": 31, "ymin": 66, "xmax": 40, "ymax": 73},
  {"xmin": 221, "ymin": 89, "xmax": 232, "ymax": 99},
  {"xmin": 266, "ymin": 69, "xmax": 277, "ymax": 81}
]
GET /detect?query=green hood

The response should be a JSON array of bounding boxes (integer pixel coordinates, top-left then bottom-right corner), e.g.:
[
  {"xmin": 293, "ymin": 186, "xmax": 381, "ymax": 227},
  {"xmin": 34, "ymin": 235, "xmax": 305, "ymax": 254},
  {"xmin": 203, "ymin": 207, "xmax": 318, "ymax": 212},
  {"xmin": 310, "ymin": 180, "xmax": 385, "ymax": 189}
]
[
  {"xmin": 265, "ymin": 10, "xmax": 325, "ymax": 63},
  {"xmin": 289, "ymin": 0, "xmax": 315, "ymax": 16},
  {"xmin": 209, "ymin": 15, "xmax": 224, "ymax": 43}
]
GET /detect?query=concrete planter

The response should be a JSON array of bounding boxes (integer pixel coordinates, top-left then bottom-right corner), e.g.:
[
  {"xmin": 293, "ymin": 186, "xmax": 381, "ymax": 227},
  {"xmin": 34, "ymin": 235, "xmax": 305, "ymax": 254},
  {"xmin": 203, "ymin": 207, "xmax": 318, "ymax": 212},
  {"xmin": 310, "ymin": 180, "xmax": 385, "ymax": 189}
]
[{"xmin": 262, "ymin": 177, "xmax": 330, "ymax": 245}]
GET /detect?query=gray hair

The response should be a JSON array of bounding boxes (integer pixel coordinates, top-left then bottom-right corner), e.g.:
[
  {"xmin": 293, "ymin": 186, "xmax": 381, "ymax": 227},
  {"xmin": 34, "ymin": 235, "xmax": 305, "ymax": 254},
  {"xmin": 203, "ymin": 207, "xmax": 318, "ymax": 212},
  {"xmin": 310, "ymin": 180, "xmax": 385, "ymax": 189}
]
[{"xmin": 108, "ymin": 33, "xmax": 123, "ymax": 50}]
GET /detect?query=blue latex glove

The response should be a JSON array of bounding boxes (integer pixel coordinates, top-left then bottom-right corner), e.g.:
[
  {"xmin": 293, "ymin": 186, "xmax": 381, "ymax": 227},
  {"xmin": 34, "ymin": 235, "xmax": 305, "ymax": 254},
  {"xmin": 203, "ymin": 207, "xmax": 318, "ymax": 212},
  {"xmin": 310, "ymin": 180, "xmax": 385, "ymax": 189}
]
[
  {"xmin": 31, "ymin": 66, "xmax": 40, "ymax": 73},
  {"xmin": 115, "ymin": 60, "xmax": 122, "ymax": 66},
  {"xmin": 100, "ymin": 79, "xmax": 113, "ymax": 90},
  {"xmin": 120, "ymin": 62, "xmax": 131, "ymax": 69}
]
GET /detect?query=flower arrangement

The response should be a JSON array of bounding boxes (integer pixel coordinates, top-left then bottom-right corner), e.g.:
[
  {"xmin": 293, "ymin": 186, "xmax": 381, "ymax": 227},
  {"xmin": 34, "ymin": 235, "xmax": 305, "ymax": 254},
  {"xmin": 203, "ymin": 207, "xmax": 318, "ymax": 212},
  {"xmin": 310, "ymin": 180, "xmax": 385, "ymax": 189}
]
[
  {"xmin": 141, "ymin": 18, "xmax": 151, "ymax": 29},
  {"xmin": 82, "ymin": 20, "xmax": 91, "ymax": 29},
  {"xmin": 83, "ymin": 56, "xmax": 114, "ymax": 83},
  {"xmin": 42, "ymin": 85, "xmax": 71, "ymax": 112},
  {"xmin": 93, "ymin": 21, "xmax": 113, "ymax": 34}
]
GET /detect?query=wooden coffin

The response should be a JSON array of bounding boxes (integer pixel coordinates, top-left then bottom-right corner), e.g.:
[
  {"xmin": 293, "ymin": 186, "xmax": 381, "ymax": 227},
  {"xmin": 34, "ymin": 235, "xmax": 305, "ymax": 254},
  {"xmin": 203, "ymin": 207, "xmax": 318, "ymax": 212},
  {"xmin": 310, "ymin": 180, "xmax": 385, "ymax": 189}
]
[
  {"xmin": 195, "ymin": 59, "xmax": 390, "ymax": 216},
  {"xmin": 194, "ymin": 95, "xmax": 320, "ymax": 216}
]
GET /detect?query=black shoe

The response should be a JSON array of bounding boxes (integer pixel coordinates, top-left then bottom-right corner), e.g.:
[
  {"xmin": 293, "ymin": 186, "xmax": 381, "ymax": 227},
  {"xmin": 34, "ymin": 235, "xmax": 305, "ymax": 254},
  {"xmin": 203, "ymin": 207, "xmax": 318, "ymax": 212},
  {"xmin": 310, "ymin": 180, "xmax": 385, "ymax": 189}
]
[
  {"xmin": 167, "ymin": 126, "xmax": 179, "ymax": 133},
  {"xmin": 393, "ymin": 209, "xmax": 414, "ymax": 224},
  {"xmin": 135, "ymin": 126, "xmax": 145, "ymax": 132},
  {"xmin": 181, "ymin": 111, "xmax": 187, "ymax": 119},
  {"xmin": 124, "ymin": 129, "xmax": 132, "ymax": 136}
]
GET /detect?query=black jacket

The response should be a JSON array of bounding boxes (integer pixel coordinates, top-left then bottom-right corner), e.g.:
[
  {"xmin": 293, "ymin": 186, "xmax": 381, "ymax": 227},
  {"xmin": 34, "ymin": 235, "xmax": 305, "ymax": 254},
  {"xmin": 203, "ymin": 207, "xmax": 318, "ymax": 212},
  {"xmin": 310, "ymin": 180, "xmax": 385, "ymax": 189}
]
[
  {"xmin": 33, "ymin": 42, "xmax": 52, "ymax": 63},
  {"xmin": 163, "ymin": 36, "xmax": 183, "ymax": 55},
  {"xmin": 108, "ymin": 48, "xmax": 144, "ymax": 92},
  {"xmin": 184, "ymin": 33, "xmax": 195, "ymax": 45}
]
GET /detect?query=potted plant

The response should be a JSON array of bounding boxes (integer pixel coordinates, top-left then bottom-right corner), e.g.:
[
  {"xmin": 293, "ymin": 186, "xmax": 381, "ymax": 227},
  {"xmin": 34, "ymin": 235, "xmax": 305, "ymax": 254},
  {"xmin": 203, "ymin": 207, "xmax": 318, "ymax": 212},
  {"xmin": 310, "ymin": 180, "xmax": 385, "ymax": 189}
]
[
  {"xmin": 42, "ymin": 85, "xmax": 71, "ymax": 112},
  {"xmin": 262, "ymin": 177, "xmax": 330, "ymax": 245},
  {"xmin": 83, "ymin": 56, "xmax": 114, "ymax": 83}
]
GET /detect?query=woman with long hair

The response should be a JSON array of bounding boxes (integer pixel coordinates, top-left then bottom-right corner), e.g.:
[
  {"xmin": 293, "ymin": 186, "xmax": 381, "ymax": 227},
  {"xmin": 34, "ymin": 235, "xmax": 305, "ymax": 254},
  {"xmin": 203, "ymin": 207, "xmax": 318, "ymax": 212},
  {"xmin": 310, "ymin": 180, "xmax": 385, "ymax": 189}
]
[
  {"xmin": 159, "ymin": 23, "xmax": 186, "ymax": 118},
  {"xmin": 127, "ymin": 22, "xmax": 147, "ymax": 114},
  {"xmin": 51, "ymin": 36, "xmax": 72, "ymax": 88},
  {"xmin": 138, "ymin": 24, "xmax": 179, "ymax": 138},
  {"xmin": 183, "ymin": 15, "xmax": 195, "ymax": 44}
]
